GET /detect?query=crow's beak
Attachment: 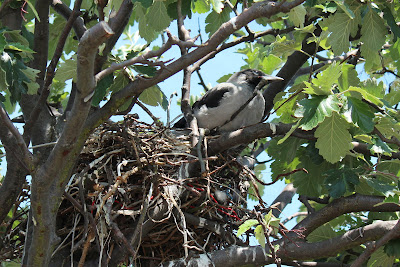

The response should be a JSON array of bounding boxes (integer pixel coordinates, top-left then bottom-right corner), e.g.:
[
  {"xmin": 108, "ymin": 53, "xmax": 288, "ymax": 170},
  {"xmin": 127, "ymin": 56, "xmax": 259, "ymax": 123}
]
[
  {"xmin": 256, "ymin": 75, "xmax": 284, "ymax": 90},
  {"xmin": 261, "ymin": 74, "xmax": 284, "ymax": 82}
]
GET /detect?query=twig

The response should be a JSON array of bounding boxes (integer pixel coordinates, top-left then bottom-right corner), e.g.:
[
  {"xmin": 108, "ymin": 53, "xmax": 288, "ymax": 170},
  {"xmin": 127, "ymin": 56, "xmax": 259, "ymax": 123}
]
[
  {"xmin": 95, "ymin": 30, "xmax": 197, "ymax": 82},
  {"xmin": 196, "ymin": 69, "xmax": 209, "ymax": 91},
  {"xmin": 281, "ymin": 212, "xmax": 308, "ymax": 224},
  {"xmin": 373, "ymin": 127, "xmax": 400, "ymax": 148},
  {"xmin": 130, "ymin": 183, "xmax": 154, "ymax": 259},
  {"xmin": 136, "ymin": 100, "xmax": 162, "ymax": 126},
  {"xmin": 298, "ymin": 195, "xmax": 315, "ymax": 213},
  {"xmin": 225, "ymin": 0, "xmax": 253, "ymax": 36}
]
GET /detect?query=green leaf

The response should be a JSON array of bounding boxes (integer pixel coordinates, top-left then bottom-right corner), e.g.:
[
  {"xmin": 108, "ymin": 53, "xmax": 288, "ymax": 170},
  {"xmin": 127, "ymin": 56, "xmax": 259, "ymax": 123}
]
[
  {"xmin": 110, "ymin": 72, "xmax": 130, "ymax": 93},
  {"xmin": 334, "ymin": 0, "xmax": 355, "ymax": 19},
  {"xmin": 278, "ymin": 120, "xmax": 301, "ymax": 145},
  {"xmin": 133, "ymin": 0, "xmax": 153, "ymax": 9},
  {"xmin": 236, "ymin": 219, "xmax": 259, "ymax": 237},
  {"xmin": 344, "ymin": 97, "xmax": 375, "ymax": 133},
  {"xmin": 338, "ymin": 64, "xmax": 360, "ymax": 91},
  {"xmin": 5, "ymin": 42, "xmax": 35, "ymax": 54},
  {"xmin": 268, "ymin": 137, "xmax": 303, "ymax": 180},
  {"xmin": 307, "ymin": 222, "xmax": 338, "ymax": 242},
  {"xmin": 360, "ymin": 7, "xmax": 387, "ymax": 69},
  {"xmin": 347, "ymin": 86, "xmax": 383, "ymax": 107},
  {"xmin": 384, "ymin": 79, "xmax": 400, "ymax": 106},
  {"xmin": 0, "ymin": 32, "xmax": 6, "ymax": 52},
  {"xmin": 192, "ymin": 0, "xmax": 210, "ymax": 14},
  {"xmin": 210, "ymin": 0, "xmax": 224, "ymax": 13},
  {"xmin": 25, "ymin": 0, "xmax": 40, "ymax": 22},
  {"xmin": 389, "ymin": 39, "xmax": 400, "ymax": 71},
  {"xmin": 274, "ymin": 90, "xmax": 302, "ymax": 124},
  {"xmin": 375, "ymin": 115, "xmax": 400, "ymax": 141},
  {"xmin": 147, "ymin": 1, "xmax": 172, "ymax": 32},
  {"xmin": 292, "ymin": 149, "xmax": 333, "ymax": 197},
  {"xmin": 54, "ymin": 55, "xmax": 77, "ymax": 83},
  {"xmin": 20, "ymin": 66, "xmax": 40, "ymax": 94},
  {"xmin": 260, "ymin": 54, "xmax": 282, "ymax": 75},
  {"xmin": 92, "ymin": 74, "xmax": 114, "ymax": 106},
  {"xmin": 0, "ymin": 52, "xmax": 30, "ymax": 104},
  {"xmin": 384, "ymin": 239, "xmax": 400, "ymax": 257},
  {"xmin": 362, "ymin": 176, "xmax": 396, "ymax": 197},
  {"xmin": 296, "ymin": 95, "xmax": 341, "ymax": 130},
  {"xmin": 289, "ymin": 5, "xmax": 306, "ymax": 27},
  {"xmin": 371, "ymin": 138, "xmax": 393, "ymax": 156},
  {"xmin": 167, "ymin": 0, "xmax": 192, "ymax": 19},
  {"xmin": 324, "ymin": 166, "xmax": 359, "ymax": 198},
  {"xmin": 134, "ymin": 3, "xmax": 157, "ymax": 42},
  {"xmin": 139, "ymin": 85, "xmax": 167, "ymax": 109},
  {"xmin": 368, "ymin": 247, "xmax": 396, "ymax": 267},
  {"xmin": 205, "ymin": 8, "xmax": 230, "ymax": 36},
  {"xmin": 324, "ymin": 12, "xmax": 360, "ymax": 55},
  {"xmin": 303, "ymin": 62, "xmax": 342, "ymax": 95},
  {"xmin": 133, "ymin": 65, "xmax": 157, "ymax": 77},
  {"xmin": 376, "ymin": 160, "xmax": 400, "ymax": 177},
  {"xmin": 362, "ymin": 78, "xmax": 385, "ymax": 98},
  {"xmin": 268, "ymin": 137, "xmax": 304, "ymax": 167},
  {"xmin": 254, "ymin": 225, "xmax": 265, "ymax": 248},
  {"xmin": 264, "ymin": 210, "xmax": 280, "ymax": 235},
  {"xmin": 48, "ymin": 16, "xmax": 67, "ymax": 59},
  {"xmin": 272, "ymin": 35, "xmax": 300, "ymax": 57},
  {"xmin": 315, "ymin": 112, "xmax": 352, "ymax": 163},
  {"xmin": 382, "ymin": 5, "xmax": 400, "ymax": 41}
]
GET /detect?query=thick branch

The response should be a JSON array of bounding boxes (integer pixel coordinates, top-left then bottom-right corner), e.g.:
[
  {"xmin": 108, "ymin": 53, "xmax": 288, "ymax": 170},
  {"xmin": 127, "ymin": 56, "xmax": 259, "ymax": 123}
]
[
  {"xmin": 31, "ymin": 0, "xmax": 51, "ymax": 89},
  {"xmin": 0, "ymin": 106, "xmax": 33, "ymax": 170},
  {"xmin": 26, "ymin": 21, "xmax": 114, "ymax": 266},
  {"xmin": 271, "ymin": 183, "xmax": 297, "ymax": 218},
  {"xmin": 0, "ymin": 108, "xmax": 30, "ymax": 222},
  {"xmin": 51, "ymin": 0, "xmax": 86, "ymax": 39},
  {"xmin": 162, "ymin": 220, "xmax": 400, "ymax": 266},
  {"xmin": 291, "ymin": 194, "xmax": 400, "ymax": 239},
  {"xmin": 94, "ymin": 0, "xmax": 134, "ymax": 74},
  {"xmin": 206, "ymin": 122, "xmax": 400, "ymax": 160},
  {"xmin": 23, "ymin": 0, "xmax": 83, "ymax": 144},
  {"xmin": 351, "ymin": 219, "xmax": 400, "ymax": 267}
]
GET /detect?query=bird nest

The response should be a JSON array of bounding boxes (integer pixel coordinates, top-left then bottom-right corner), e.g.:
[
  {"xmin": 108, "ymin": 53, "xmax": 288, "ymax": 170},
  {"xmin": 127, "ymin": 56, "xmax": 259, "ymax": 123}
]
[{"xmin": 55, "ymin": 114, "xmax": 261, "ymax": 264}]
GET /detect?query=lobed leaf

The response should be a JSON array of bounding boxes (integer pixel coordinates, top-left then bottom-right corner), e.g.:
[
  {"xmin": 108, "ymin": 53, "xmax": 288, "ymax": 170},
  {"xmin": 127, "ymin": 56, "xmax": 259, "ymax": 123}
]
[{"xmin": 315, "ymin": 112, "xmax": 352, "ymax": 163}]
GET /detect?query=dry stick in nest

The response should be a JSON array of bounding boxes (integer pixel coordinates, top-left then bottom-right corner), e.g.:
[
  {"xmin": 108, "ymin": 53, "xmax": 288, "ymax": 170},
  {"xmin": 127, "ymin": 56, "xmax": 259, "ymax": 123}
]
[{"xmin": 130, "ymin": 182, "xmax": 154, "ymax": 259}]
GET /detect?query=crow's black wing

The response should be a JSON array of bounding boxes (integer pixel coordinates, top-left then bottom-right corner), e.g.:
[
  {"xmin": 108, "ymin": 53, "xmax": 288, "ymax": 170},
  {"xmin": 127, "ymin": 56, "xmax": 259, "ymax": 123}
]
[
  {"xmin": 174, "ymin": 83, "xmax": 232, "ymax": 128},
  {"xmin": 192, "ymin": 84, "xmax": 232, "ymax": 109}
]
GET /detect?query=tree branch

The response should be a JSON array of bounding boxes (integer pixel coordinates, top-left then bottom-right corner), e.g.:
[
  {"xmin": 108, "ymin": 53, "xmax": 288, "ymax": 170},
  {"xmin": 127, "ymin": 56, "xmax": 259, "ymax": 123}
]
[
  {"xmin": 351, "ymin": 219, "xmax": 400, "ymax": 267},
  {"xmin": 161, "ymin": 220, "xmax": 400, "ymax": 266},
  {"xmin": 271, "ymin": 183, "xmax": 297, "ymax": 218},
  {"xmin": 290, "ymin": 194, "xmax": 400, "ymax": 239},
  {"xmin": 26, "ymin": 21, "xmax": 114, "ymax": 266},
  {"xmin": 31, "ymin": 0, "xmax": 51, "ymax": 89},
  {"xmin": 23, "ymin": 0, "xmax": 83, "ymax": 144},
  {"xmin": 0, "ymin": 106, "xmax": 33, "ymax": 170},
  {"xmin": 0, "ymin": 107, "xmax": 30, "ymax": 223},
  {"xmin": 51, "ymin": 0, "xmax": 86, "ymax": 39},
  {"xmin": 94, "ymin": 0, "xmax": 134, "ymax": 74},
  {"xmin": 263, "ymin": 26, "xmax": 322, "ymax": 116},
  {"xmin": 86, "ymin": 0, "xmax": 306, "ymax": 132}
]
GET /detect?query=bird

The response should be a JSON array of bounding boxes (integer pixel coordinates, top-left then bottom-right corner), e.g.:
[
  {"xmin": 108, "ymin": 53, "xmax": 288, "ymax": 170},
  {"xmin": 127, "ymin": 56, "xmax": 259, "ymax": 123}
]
[{"xmin": 174, "ymin": 69, "xmax": 283, "ymax": 132}]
